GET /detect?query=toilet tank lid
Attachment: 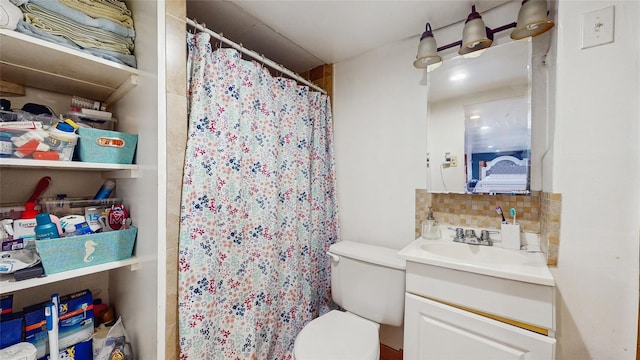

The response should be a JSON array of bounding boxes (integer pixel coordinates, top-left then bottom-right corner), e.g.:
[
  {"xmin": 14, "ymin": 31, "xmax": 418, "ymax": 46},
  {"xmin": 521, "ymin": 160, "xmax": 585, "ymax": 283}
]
[{"xmin": 329, "ymin": 241, "xmax": 406, "ymax": 270}]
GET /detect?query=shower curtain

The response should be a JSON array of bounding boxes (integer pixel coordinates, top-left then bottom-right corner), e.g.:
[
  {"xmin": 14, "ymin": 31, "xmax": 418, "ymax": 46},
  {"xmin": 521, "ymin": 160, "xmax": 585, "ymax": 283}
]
[{"xmin": 178, "ymin": 32, "xmax": 339, "ymax": 359}]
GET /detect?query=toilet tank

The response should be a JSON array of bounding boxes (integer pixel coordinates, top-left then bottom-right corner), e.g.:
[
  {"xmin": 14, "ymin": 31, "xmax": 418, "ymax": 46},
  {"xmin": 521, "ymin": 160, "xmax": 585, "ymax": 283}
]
[{"xmin": 329, "ymin": 241, "xmax": 406, "ymax": 327}]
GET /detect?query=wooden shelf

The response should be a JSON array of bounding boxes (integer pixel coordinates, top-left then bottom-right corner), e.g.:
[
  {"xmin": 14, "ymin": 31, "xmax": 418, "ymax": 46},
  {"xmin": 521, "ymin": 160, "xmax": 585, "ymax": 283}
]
[
  {"xmin": 0, "ymin": 256, "xmax": 139, "ymax": 294},
  {"xmin": 0, "ymin": 30, "xmax": 138, "ymax": 104}
]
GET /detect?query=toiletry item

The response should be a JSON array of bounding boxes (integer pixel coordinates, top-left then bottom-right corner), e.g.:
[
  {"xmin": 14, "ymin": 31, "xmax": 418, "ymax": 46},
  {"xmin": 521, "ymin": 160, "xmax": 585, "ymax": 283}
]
[
  {"xmin": 0, "ymin": 132, "xmax": 12, "ymax": 158},
  {"xmin": 0, "ymin": 342, "xmax": 37, "ymax": 360},
  {"xmin": 501, "ymin": 223, "xmax": 521, "ymax": 250},
  {"xmin": 421, "ymin": 207, "xmax": 440, "ymax": 240},
  {"xmin": 94, "ymin": 180, "xmax": 116, "ymax": 200},
  {"xmin": 46, "ymin": 294, "xmax": 60, "ymax": 360},
  {"xmin": 0, "ymin": 249, "xmax": 40, "ymax": 274},
  {"xmin": 495, "ymin": 206, "xmax": 507, "ymax": 224},
  {"xmin": 59, "ymin": 215, "xmax": 86, "ymax": 235},
  {"xmin": 48, "ymin": 214, "xmax": 63, "ymax": 236},
  {"xmin": 46, "ymin": 122, "xmax": 79, "ymax": 161},
  {"xmin": 84, "ymin": 207, "xmax": 102, "ymax": 232},
  {"xmin": 510, "ymin": 207, "xmax": 517, "ymax": 225},
  {"xmin": 13, "ymin": 202, "xmax": 38, "ymax": 241},
  {"xmin": 34, "ymin": 213, "xmax": 60, "ymax": 241},
  {"xmin": 27, "ymin": 176, "xmax": 51, "ymax": 203},
  {"xmin": 33, "ymin": 151, "xmax": 60, "ymax": 160},
  {"xmin": 107, "ymin": 204, "xmax": 129, "ymax": 230},
  {"xmin": 2, "ymin": 238, "xmax": 25, "ymax": 251},
  {"xmin": 14, "ymin": 139, "xmax": 50, "ymax": 158},
  {"xmin": 1, "ymin": 219, "xmax": 14, "ymax": 238}
]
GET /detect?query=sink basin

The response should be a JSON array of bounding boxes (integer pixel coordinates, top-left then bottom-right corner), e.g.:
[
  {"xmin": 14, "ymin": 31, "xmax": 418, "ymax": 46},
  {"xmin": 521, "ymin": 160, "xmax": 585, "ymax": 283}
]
[
  {"xmin": 398, "ymin": 239, "xmax": 554, "ymax": 286},
  {"xmin": 420, "ymin": 242, "xmax": 530, "ymax": 265}
]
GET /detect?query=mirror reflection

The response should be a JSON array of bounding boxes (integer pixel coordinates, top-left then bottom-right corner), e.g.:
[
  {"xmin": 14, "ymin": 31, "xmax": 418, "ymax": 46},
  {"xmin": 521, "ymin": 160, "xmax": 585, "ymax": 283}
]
[{"xmin": 427, "ymin": 39, "xmax": 532, "ymax": 194}]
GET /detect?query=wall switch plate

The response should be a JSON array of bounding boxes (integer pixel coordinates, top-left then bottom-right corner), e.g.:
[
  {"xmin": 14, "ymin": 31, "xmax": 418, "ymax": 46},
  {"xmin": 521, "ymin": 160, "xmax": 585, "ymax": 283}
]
[{"xmin": 581, "ymin": 6, "xmax": 615, "ymax": 49}]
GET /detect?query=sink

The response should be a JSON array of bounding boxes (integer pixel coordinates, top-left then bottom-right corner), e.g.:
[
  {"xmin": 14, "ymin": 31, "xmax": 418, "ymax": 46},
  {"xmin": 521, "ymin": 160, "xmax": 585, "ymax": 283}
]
[
  {"xmin": 398, "ymin": 239, "xmax": 554, "ymax": 286},
  {"xmin": 420, "ymin": 242, "xmax": 530, "ymax": 265}
]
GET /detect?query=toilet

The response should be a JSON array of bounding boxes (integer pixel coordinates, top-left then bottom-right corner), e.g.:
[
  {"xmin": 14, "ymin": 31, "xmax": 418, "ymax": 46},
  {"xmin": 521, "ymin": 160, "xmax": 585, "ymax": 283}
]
[{"xmin": 294, "ymin": 241, "xmax": 406, "ymax": 360}]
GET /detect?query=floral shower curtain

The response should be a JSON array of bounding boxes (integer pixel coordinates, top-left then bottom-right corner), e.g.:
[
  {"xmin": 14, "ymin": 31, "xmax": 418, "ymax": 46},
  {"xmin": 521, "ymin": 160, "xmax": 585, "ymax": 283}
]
[{"xmin": 178, "ymin": 32, "xmax": 339, "ymax": 359}]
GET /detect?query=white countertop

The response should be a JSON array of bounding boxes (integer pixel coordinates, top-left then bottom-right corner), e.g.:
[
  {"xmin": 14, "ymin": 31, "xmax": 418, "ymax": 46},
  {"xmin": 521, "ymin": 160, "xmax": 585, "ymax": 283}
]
[{"xmin": 397, "ymin": 238, "xmax": 555, "ymax": 286}]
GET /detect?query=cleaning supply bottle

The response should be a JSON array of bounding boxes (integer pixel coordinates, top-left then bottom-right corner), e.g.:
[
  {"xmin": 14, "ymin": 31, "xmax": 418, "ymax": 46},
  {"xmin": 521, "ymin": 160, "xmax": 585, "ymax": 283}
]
[
  {"xmin": 421, "ymin": 207, "xmax": 441, "ymax": 240},
  {"xmin": 35, "ymin": 213, "xmax": 60, "ymax": 240},
  {"xmin": 94, "ymin": 179, "xmax": 116, "ymax": 200}
]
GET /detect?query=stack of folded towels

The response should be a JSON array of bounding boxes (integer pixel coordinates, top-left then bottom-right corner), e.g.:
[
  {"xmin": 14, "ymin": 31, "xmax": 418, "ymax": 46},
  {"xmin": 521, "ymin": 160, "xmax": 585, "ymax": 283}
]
[{"xmin": 1, "ymin": 0, "xmax": 136, "ymax": 68}]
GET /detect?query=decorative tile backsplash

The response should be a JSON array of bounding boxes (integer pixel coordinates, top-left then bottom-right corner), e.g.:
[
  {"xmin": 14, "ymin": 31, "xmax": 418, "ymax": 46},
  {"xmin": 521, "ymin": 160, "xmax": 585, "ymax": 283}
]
[{"xmin": 415, "ymin": 190, "xmax": 561, "ymax": 266}]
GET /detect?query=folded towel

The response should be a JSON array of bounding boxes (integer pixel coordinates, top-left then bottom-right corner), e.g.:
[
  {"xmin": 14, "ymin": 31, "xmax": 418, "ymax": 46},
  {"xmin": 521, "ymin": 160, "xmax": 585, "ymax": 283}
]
[
  {"xmin": 21, "ymin": 2, "xmax": 134, "ymax": 54},
  {"xmin": 29, "ymin": 0, "xmax": 134, "ymax": 38},
  {"xmin": 59, "ymin": 0, "xmax": 133, "ymax": 29},
  {"xmin": 0, "ymin": 0, "xmax": 22, "ymax": 29},
  {"xmin": 16, "ymin": 20, "xmax": 136, "ymax": 68}
]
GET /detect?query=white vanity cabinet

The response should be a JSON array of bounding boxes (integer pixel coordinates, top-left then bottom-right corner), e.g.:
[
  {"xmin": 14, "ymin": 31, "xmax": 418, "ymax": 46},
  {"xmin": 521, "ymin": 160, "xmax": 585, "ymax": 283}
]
[
  {"xmin": 0, "ymin": 1, "xmax": 165, "ymax": 357},
  {"xmin": 405, "ymin": 293, "xmax": 555, "ymax": 359},
  {"xmin": 403, "ymin": 261, "xmax": 556, "ymax": 360}
]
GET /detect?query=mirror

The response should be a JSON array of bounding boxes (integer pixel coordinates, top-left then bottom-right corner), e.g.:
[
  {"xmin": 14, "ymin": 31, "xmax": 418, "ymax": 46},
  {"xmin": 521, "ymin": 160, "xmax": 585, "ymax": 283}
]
[{"xmin": 426, "ymin": 39, "xmax": 532, "ymax": 194}]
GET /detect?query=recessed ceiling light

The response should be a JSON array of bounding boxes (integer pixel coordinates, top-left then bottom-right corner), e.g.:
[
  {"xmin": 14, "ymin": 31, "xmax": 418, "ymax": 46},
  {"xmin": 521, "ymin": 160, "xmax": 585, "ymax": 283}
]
[
  {"xmin": 470, "ymin": 115, "xmax": 480, "ymax": 120},
  {"xmin": 450, "ymin": 73, "xmax": 466, "ymax": 81},
  {"xmin": 487, "ymin": 145, "xmax": 494, "ymax": 148},
  {"xmin": 480, "ymin": 126, "xmax": 490, "ymax": 130}
]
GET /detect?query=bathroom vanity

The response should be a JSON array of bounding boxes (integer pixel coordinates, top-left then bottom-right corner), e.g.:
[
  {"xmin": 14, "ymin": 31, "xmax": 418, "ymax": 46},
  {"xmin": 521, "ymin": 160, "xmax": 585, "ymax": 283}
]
[{"xmin": 398, "ymin": 238, "xmax": 556, "ymax": 359}]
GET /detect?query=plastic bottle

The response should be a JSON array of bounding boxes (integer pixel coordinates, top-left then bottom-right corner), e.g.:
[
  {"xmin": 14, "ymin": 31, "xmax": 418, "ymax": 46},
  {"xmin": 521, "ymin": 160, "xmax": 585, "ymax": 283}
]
[
  {"xmin": 13, "ymin": 202, "xmax": 39, "ymax": 240},
  {"xmin": 421, "ymin": 207, "xmax": 441, "ymax": 240},
  {"xmin": 35, "ymin": 213, "xmax": 60, "ymax": 240},
  {"xmin": 94, "ymin": 180, "xmax": 116, "ymax": 200}
]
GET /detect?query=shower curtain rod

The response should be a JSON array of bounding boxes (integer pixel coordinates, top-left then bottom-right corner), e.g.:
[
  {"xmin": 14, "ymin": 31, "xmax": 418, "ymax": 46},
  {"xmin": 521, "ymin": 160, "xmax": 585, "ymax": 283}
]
[{"xmin": 186, "ymin": 17, "xmax": 327, "ymax": 95}]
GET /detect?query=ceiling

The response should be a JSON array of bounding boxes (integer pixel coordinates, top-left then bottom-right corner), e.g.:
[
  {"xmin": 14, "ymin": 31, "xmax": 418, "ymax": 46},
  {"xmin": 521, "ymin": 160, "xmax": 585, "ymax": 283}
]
[{"xmin": 186, "ymin": 0, "xmax": 512, "ymax": 73}]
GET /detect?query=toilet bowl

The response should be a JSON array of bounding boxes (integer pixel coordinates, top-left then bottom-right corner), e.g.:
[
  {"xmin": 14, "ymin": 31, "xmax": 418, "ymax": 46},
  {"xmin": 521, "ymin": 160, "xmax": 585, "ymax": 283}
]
[
  {"xmin": 294, "ymin": 310, "xmax": 379, "ymax": 360},
  {"xmin": 293, "ymin": 241, "xmax": 406, "ymax": 360}
]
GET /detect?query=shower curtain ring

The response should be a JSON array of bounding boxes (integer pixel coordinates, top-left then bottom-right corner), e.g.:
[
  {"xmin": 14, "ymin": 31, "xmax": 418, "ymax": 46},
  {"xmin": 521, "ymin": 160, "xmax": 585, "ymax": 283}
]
[{"xmin": 218, "ymin": 32, "xmax": 224, "ymax": 49}]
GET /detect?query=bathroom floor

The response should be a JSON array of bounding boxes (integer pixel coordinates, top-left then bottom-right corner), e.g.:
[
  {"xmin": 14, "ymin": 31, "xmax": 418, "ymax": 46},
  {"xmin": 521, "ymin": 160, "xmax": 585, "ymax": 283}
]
[{"xmin": 380, "ymin": 344, "xmax": 403, "ymax": 360}]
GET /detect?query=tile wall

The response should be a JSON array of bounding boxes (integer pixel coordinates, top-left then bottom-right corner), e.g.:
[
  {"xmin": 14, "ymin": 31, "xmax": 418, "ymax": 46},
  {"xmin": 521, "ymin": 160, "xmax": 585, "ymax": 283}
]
[
  {"xmin": 165, "ymin": 1, "xmax": 187, "ymax": 358},
  {"xmin": 415, "ymin": 190, "xmax": 561, "ymax": 265}
]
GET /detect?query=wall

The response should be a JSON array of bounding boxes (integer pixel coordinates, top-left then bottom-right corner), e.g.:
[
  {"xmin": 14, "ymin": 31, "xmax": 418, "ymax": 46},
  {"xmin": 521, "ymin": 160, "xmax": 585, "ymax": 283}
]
[
  {"xmin": 334, "ymin": 0, "xmax": 639, "ymax": 357},
  {"xmin": 333, "ymin": 36, "xmax": 427, "ymax": 250},
  {"xmin": 551, "ymin": 1, "xmax": 639, "ymax": 358}
]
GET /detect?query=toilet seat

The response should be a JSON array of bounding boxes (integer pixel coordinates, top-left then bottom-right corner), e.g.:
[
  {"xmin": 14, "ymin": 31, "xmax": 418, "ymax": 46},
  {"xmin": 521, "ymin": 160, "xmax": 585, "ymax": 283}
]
[{"xmin": 294, "ymin": 310, "xmax": 380, "ymax": 360}]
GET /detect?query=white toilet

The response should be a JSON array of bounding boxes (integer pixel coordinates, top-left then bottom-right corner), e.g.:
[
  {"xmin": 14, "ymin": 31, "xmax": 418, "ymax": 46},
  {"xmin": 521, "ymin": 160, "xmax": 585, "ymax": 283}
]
[{"xmin": 294, "ymin": 241, "xmax": 406, "ymax": 360}]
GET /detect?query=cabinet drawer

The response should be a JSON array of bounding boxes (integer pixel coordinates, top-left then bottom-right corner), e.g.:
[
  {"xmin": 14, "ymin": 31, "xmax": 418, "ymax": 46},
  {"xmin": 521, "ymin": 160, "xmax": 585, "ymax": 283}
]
[
  {"xmin": 405, "ymin": 262, "xmax": 555, "ymax": 331},
  {"xmin": 404, "ymin": 293, "xmax": 556, "ymax": 360}
]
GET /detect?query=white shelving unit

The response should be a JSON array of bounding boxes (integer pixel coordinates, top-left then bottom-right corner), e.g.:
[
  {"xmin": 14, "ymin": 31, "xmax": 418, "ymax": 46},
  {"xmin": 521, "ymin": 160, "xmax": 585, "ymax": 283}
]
[
  {"xmin": 0, "ymin": 257, "xmax": 139, "ymax": 294},
  {"xmin": 0, "ymin": 29, "xmax": 138, "ymax": 104},
  {"xmin": 0, "ymin": 2, "xmax": 165, "ymax": 358}
]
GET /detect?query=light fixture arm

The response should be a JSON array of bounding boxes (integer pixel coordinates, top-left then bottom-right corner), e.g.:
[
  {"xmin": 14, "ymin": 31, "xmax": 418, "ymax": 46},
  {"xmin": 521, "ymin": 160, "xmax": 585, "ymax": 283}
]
[{"xmin": 436, "ymin": 22, "xmax": 517, "ymax": 52}]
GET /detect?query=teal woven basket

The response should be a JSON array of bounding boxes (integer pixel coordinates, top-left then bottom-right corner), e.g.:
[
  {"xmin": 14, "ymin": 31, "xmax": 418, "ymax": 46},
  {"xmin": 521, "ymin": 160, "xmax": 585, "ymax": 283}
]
[
  {"xmin": 35, "ymin": 227, "xmax": 137, "ymax": 274},
  {"xmin": 77, "ymin": 127, "xmax": 138, "ymax": 164}
]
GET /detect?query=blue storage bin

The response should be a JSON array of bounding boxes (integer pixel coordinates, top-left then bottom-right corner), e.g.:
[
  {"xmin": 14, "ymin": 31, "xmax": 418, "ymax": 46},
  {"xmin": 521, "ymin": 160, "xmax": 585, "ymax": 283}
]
[
  {"xmin": 35, "ymin": 227, "xmax": 137, "ymax": 274},
  {"xmin": 76, "ymin": 127, "xmax": 137, "ymax": 164}
]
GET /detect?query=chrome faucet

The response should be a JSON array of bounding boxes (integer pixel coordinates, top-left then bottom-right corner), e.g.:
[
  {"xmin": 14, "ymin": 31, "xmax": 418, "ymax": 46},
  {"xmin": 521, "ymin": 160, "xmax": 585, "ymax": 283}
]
[{"xmin": 452, "ymin": 227, "xmax": 493, "ymax": 246}]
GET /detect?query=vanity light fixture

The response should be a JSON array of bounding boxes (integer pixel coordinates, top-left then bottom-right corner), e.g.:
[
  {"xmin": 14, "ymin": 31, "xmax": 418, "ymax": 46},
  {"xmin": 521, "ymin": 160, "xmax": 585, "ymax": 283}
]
[
  {"xmin": 414, "ymin": 1, "xmax": 554, "ymax": 69},
  {"xmin": 459, "ymin": 5, "xmax": 492, "ymax": 56},
  {"xmin": 413, "ymin": 22, "xmax": 443, "ymax": 71},
  {"xmin": 510, "ymin": 0, "xmax": 555, "ymax": 40}
]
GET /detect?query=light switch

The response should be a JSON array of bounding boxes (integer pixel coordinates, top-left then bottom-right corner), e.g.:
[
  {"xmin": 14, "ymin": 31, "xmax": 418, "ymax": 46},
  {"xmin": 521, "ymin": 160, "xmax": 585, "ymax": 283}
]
[{"xmin": 581, "ymin": 6, "xmax": 615, "ymax": 49}]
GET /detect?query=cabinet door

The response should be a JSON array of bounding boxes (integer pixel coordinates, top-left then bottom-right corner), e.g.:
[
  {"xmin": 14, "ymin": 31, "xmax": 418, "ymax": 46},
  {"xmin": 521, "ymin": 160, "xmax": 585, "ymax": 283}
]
[{"xmin": 404, "ymin": 293, "xmax": 555, "ymax": 360}]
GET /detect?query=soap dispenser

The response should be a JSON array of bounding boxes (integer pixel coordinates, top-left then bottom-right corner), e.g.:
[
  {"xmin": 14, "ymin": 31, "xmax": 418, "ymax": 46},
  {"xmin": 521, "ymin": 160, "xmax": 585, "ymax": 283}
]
[{"xmin": 421, "ymin": 207, "xmax": 441, "ymax": 240}]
